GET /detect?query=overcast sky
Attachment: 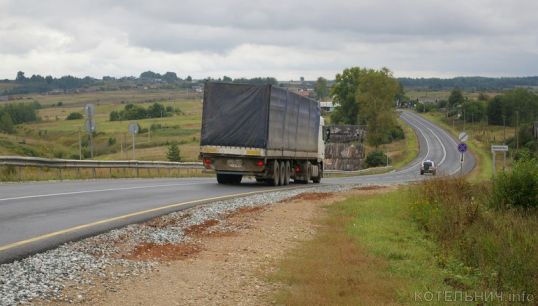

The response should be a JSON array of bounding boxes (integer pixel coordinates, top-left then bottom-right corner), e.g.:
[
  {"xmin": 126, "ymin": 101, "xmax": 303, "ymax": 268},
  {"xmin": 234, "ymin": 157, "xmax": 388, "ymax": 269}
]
[{"xmin": 1, "ymin": 0, "xmax": 537, "ymax": 80}]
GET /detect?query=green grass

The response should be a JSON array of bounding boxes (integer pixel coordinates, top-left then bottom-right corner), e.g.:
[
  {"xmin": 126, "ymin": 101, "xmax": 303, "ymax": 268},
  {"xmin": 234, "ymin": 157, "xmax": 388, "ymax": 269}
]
[
  {"xmin": 0, "ymin": 90, "xmax": 204, "ymax": 161},
  {"xmin": 272, "ymin": 189, "xmax": 481, "ymax": 305},
  {"xmin": 391, "ymin": 117, "xmax": 419, "ymax": 169}
]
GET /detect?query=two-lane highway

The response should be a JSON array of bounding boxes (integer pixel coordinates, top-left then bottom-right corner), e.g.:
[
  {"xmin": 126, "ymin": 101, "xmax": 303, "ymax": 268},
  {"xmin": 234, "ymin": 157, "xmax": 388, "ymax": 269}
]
[{"xmin": 0, "ymin": 111, "xmax": 474, "ymax": 263}]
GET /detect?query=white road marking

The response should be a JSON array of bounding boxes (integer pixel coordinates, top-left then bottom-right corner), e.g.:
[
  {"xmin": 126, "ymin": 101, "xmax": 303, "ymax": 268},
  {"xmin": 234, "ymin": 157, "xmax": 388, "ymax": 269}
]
[{"xmin": 0, "ymin": 182, "xmax": 211, "ymax": 202}]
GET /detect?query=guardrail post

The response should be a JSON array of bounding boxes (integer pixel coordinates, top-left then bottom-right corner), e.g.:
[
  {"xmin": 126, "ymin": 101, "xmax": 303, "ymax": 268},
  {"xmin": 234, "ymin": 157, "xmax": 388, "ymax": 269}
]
[
  {"xmin": 92, "ymin": 167, "xmax": 96, "ymax": 178},
  {"xmin": 109, "ymin": 167, "xmax": 112, "ymax": 178},
  {"xmin": 59, "ymin": 168, "xmax": 63, "ymax": 180},
  {"xmin": 17, "ymin": 166, "xmax": 22, "ymax": 181},
  {"xmin": 77, "ymin": 167, "xmax": 81, "ymax": 178},
  {"xmin": 136, "ymin": 167, "xmax": 139, "ymax": 177}
]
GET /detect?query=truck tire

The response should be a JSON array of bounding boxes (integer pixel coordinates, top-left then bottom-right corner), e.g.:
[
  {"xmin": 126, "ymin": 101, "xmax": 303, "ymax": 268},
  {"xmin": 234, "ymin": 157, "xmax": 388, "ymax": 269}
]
[
  {"xmin": 284, "ymin": 161, "xmax": 291, "ymax": 186},
  {"xmin": 229, "ymin": 174, "xmax": 242, "ymax": 184},
  {"xmin": 312, "ymin": 164, "xmax": 322, "ymax": 184},
  {"xmin": 303, "ymin": 161, "xmax": 311, "ymax": 184},
  {"xmin": 217, "ymin": 174, "xmax": 242, "ymax": 184},
  {"xmin": 271, "ymin": 161, "xmax": 280, "ymax": 186},
  {"xmin": 279, "ymin": 161, "xmax": 286, "ymax": 186},
  {"xmin": 217, "ymin": 173, "xmax": 228, "ymax": 184}
]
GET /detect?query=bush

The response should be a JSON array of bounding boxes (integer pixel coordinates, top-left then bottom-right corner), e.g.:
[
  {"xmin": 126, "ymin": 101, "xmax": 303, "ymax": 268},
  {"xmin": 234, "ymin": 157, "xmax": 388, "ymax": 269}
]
[
  {"xmin": 491, "ymin": 156, "xmax": 538, "ymax": 209},
  {"xmin": 365, "ymin": 151, "xmax": 390, "ymax": 167},
  {"xmin": 109, "ymin": 103, "xmax": 173, "ymax": 121},
  {"xmin": 66, "ymin": 112, "xmax": 83, "ymax": 120},
  {"xmin": 388, "ymin": 125, "xmax": 404, "ymax": 141},
  {"xmin": 167, "ymin": 142, "xmax": 181, "ymax": 162}
]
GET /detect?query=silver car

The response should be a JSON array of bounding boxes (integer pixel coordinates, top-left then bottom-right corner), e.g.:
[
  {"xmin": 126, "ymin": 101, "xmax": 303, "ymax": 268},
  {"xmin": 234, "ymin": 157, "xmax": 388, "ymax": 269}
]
[{"xmin": 420, "ymin": 160, "xmax": 436, "ymax": 175}]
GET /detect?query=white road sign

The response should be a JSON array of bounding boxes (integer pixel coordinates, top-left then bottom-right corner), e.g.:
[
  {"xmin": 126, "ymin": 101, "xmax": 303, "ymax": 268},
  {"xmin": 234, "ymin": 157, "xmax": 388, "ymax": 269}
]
[
  {"xmin": 84, "ymin": 104, "xmax": 96, "ymax": 116},
  {"xmin": 491, "ymin": 145, "xmax": 508, "ymax": 152},
  {"xmin": 128, "ymin": 123, "xmax": 139, "ymax": 134},
  {"xmin": 458, "ymin": 132, "xmax": 468, "ymax": 142}
]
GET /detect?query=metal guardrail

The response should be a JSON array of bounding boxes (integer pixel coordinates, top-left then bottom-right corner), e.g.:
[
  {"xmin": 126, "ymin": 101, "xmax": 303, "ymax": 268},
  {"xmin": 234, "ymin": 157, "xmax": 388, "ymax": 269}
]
[
  {"xmin": 324, "ymin": 166, "xmax": 393, "ymax": 174},
  {"xmin": 0, "ymin": 155, "xmax": 386, "ymax": 179},
  {"xmin": 0, "ymin": 156, "xmax": 204, "ymax": 169}
]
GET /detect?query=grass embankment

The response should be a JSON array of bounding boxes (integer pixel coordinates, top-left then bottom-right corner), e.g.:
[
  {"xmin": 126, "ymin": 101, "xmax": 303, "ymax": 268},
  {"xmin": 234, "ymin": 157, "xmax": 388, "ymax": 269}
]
[
  {"xmin": 419, "ymin": 112, "xmax": 495, "ymax": 182},
  {"xmin": 273, "ymin": 178, "xmax": 538, "ymax": 304},
  {"xmin": 390, "ymin": 117, "xmax": 419, "ymax": 169},
  {"xmin": 272, "ymin": 188, "xmax": 481, "ymax": 305}
]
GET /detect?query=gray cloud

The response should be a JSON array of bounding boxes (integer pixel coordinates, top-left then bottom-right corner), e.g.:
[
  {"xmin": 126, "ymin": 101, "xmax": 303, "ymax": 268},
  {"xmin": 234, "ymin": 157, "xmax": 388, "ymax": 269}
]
[{"xmin": 0, "ymin": 0, "xmax": 537, "ymax": 79}]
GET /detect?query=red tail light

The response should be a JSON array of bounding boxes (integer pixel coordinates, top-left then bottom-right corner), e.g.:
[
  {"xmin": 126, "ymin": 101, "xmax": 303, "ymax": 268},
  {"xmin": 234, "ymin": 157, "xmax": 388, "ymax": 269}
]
[
  {"xmin": 203, "ymin": 158, "xmax": 212, "ymax": 166},
  {"xmin": 256, "ymin": 160, "xmax": 264, "ymax": 167},
  {"xmin": 295, "ymin": 165, "xmax": 301, "ymax": 173}
]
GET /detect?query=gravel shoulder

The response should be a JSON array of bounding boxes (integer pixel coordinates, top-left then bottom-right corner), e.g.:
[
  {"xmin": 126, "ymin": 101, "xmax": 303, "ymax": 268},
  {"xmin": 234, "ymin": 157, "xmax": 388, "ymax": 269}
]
[
  {"xmin": 1, "ymin": 184, "xmax": 378, "ymax": 305},
  {"xmin": 73, "ymin": 191, "xmax": 343, "ymax": 305}
]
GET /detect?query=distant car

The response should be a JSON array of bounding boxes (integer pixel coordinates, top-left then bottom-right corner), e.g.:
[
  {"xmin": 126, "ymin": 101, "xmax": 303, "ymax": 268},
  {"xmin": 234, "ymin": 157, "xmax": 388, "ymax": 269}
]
[{"xmin": 420, "ymin": 160, "xmax": 436, "ymax": 175}]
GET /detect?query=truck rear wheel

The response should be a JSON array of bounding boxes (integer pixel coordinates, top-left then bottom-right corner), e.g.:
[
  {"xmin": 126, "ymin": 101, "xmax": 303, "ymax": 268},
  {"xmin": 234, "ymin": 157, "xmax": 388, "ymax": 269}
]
[
  {"xmin": 279, "ymin": 161, "xmax": 286, "ymax": 186},
  {"xmin": 303, "ymin": 161, "xmax": 311, "ymax": 184},
  {"xmin": 271, "ymin": 161, "xmax": 280, "ymax": 186},
  {"xmin": 284, "ymin": 161, "xmax": 291, "ymax": 186},
  {"xmin": 217, "ymin": 174, "xmax": 242, "ymax": 185},
  {"xmin": 313, "ymin": 165, "xmax": 322, "ymax": 184},
  {"xmin": 217, "ymin": 173, "xmax": 228, "ymax": 184}
]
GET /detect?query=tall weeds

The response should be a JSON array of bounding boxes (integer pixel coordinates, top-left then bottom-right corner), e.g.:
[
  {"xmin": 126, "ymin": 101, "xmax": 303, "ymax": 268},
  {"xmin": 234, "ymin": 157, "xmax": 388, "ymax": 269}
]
[{"xmin": 410, "ymin": 177, "xmax": 538, "ymax": 296}]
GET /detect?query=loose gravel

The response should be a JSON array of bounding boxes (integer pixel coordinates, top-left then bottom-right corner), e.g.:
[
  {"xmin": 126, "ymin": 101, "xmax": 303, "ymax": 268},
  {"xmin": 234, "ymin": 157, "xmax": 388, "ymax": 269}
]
[{"xmin": 0, "ymin": 183, "xmax": 363, "ymax": 305}]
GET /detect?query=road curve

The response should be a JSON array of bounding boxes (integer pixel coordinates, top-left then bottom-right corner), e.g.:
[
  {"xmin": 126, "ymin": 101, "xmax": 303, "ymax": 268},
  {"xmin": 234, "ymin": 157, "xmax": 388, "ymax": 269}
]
[{"xmin": 0, "ymin": 111, "xmax": 474, "ymax": 263}]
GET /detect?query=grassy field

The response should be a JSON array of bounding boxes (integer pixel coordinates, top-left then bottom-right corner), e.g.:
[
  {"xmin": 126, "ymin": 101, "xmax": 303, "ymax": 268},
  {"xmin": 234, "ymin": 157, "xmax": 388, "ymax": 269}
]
[
  {"xmin": 406, "ymin": 90, "xmax": 501, "ymax": 103},
  {"xmin": 0, "ymin": 89, "xmax": 204, "ymax": 162},
  {"xmin": 271, "ymin": 188, "xmax": 482, "ymax": 305}
]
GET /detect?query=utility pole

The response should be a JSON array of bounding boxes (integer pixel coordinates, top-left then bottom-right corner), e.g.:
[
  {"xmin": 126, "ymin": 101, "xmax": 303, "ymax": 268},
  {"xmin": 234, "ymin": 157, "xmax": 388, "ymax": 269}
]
[
  {"xmin": 132, "ymin": 133, "xmax": 136, "ymax": 160},
  {"xmin": 78, "ymin": 128, "xmax": 82, "ymax": 160},
  {"xmin": 503, "ymin": 115, "xmax": 506, "ymax": 144},
  {"xmin": 516, "ymin": 111, "xmax": 519, "ymax": 153}
]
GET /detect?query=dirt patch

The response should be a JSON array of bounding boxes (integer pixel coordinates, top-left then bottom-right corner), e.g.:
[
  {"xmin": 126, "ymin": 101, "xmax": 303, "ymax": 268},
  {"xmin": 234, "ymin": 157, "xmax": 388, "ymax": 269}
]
[
  {"xmin": 183, "ymin": 219, "xmax": 220, "ymax": 236},
  {"xmin": 284, "ymin": 192, "xmax": 335, "ymax": 202},
  {"xmin": 123, "ymin": 243, "xmax": 201, "ymax": 262}
]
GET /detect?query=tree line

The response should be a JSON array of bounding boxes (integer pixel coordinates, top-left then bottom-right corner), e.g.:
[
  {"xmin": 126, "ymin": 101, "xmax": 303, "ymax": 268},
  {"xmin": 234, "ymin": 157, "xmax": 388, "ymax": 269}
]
[
  {"xmin": 399, "ymin": 76, "xmax": 538, "ymax": 91},
  {"xmin": 109, "ymin": 103, "xmax": 176, "ymax": 121}
]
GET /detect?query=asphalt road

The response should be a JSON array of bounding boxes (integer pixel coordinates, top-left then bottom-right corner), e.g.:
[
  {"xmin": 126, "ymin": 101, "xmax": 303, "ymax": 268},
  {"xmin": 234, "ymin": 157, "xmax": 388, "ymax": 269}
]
[{"xmin": 0, "ymin": 111, "xmax": 474, "ymax": 263}]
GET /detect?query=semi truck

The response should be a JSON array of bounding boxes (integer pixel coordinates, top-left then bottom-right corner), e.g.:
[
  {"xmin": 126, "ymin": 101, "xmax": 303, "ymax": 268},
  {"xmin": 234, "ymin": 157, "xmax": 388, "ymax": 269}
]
[{"xmin": 199, "ymin": 82, "xmax": 325, "ymax": 185}]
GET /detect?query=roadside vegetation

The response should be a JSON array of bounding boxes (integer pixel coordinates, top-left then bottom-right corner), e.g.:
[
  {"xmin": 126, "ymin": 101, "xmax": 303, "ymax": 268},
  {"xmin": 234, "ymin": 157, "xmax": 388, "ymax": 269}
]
[
  {"xmin": 273, "ymin": 159, "xmax": 538, "ymax": 304},
  {"xmin": 272, "ymin": 188, "xmax": 482, "ymax": 304}
]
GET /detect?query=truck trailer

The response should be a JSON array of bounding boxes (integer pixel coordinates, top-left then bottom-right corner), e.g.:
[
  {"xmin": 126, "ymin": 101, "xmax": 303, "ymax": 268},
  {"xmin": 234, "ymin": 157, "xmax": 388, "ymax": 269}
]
[{"xmin": 200, "ymin": 82, "xmax": 325, "ymax": 185}]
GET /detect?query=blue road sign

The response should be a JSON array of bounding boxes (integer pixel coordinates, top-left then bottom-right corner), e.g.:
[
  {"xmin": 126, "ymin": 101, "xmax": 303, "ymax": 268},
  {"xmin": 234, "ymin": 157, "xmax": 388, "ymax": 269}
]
[{"xmin": 458, "ymin": 143, "xmax": 467, "ymax": 153}]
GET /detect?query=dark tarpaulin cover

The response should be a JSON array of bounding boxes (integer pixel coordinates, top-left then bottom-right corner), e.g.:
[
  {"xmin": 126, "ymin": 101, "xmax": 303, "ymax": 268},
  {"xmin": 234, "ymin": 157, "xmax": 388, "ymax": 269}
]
[{"xmin": 201, "ymin": 82, "xmax": 320, "ymax": 153}]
